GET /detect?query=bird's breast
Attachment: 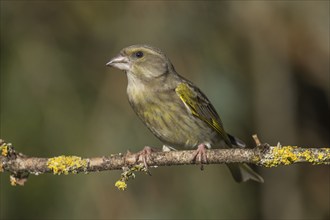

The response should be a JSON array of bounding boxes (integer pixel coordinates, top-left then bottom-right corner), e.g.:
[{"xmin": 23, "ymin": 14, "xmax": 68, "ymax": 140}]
[{"xmin": 126, "ymin": 83, "xmax": 221, "ymax": 149}]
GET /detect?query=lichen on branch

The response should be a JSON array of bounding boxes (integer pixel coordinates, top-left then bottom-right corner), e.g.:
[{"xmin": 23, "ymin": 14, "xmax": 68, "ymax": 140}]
[
  {"xmin": 256, "ymin": 144, "xmax": 330, "ymax": 167},
  {"xmin": 0, "ymin": 138, "xmax": 329, "ymax": 189},
  {"xmin": 47, "ymin": 156, "xmax": 88, "ymax": 175}
]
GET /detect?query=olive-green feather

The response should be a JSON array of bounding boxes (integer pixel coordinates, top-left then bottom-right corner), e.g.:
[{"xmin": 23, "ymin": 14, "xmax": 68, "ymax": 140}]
[{"xmin": 175, "ymin": 82, "xmax": 231, "ymax": 145}]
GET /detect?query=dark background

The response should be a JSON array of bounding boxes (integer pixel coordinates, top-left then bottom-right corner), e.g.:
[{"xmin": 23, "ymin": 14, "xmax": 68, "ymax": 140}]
[{"xmin": 1, "ymin": 1, "xmax": 329, "ymax": 219}]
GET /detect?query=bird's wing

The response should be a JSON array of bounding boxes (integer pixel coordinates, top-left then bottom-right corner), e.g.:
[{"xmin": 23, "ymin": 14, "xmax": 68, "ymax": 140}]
[{"xmin": 175, "ymin": 82, "xmax": 231, "ymax": 145}]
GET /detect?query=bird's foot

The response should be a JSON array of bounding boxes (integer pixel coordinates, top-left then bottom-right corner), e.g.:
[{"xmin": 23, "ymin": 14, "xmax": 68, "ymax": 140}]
[
  {"xmin": 192, "ymin": 144, "xmax": 208, "ymax": 170},
  {"xmin": 135, "ymin": 146, "xmax": 157, "ymax": 175}
]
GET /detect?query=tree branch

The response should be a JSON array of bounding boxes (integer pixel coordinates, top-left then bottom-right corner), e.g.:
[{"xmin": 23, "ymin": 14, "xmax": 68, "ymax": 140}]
[{"xmin": 1, "ymin": 137, "xmax": 329, "ymax": 189}]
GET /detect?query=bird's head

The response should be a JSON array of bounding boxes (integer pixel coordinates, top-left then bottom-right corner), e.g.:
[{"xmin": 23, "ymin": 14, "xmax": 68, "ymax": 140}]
[{"xmin": 106, "ymin": 45, "xmax": 174, "ymax": 81}]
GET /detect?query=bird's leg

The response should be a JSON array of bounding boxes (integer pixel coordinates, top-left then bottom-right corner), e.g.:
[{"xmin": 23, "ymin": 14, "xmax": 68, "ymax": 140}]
[{"xmin": 192, "ymin": 143, "xmax": 208, "ymax": 170}]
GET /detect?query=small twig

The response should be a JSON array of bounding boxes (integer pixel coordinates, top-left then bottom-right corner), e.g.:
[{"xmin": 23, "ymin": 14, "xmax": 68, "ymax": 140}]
[{"xmin": 252, "ymin": 134, "xmax": 262, "ymax": 146}]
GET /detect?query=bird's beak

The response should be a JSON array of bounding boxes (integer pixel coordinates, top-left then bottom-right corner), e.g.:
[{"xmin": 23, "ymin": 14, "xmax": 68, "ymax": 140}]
[{"xmin": 106, "ymin": 55, "xmax": 130, "ymax": 71}]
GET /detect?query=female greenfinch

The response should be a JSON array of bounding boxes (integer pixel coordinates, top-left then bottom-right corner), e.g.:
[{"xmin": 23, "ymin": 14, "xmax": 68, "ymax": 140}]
[{"xmin": 106, "ymin": 45, "xmax": 263, "ymax": 183}]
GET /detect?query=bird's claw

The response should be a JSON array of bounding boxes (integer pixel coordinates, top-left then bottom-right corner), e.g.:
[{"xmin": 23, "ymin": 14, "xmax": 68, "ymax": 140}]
[
  {"xmin": 135, "ymin": 146, "xmax": 155, "ymax": 175},
  {"xmin": 192, "ymin": 144, "xmax": 208, "ymax": 170}
]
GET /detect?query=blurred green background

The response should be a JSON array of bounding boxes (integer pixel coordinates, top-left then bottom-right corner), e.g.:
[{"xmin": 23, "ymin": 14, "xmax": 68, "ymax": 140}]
[{"xmin": 1, "ymin": 1, "xmax": 329, "ymax": 219}]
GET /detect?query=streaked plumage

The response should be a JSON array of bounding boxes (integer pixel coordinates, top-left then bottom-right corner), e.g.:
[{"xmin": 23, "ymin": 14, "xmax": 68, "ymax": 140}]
[{"xmin": 106, "ymin": 44, "xmax": 263, "ymax": 183}]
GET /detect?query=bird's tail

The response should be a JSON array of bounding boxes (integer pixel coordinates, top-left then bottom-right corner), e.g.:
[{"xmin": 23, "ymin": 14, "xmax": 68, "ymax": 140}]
[
  {"xmin": 225, "ymin": 133, "xmax": 264, "ymax": 183},
  {"xmin": 227, "ymin": 163, "xmax": 264, "ymax": 183}
]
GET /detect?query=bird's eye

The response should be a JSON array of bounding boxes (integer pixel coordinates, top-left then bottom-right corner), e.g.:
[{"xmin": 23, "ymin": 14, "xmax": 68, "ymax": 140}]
[{"xmin": 135, "ymin": 51, "xmax": 144, "ymax": 58}]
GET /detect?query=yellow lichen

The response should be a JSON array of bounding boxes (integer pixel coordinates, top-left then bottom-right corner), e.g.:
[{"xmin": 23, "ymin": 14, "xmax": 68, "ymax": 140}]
[
  {"xmin": 252, "ymin": 155, "xmax": 261, "ymax": 163},
  {"xmin": 10, "ymin": 175, "xmax": 17, "ymax": 186},
  {"xmin": 324, "ymin": 149, "xmax": 330, "ymax": 164},
  {"xmin": 262, "ymin": 146, "xmax": 330, "ymax": 167},
  {"xmin": 298, "ymin": 148, "xmax": 330, "ymax": 165},
  {"xmin": 318, "ymin": 153, "xmax": 324, "ymax": 160},
  {"xmin": 115, "ymin": 180, "xmax": 127, "ymax": 191},
  {"xmin": 9, "ymin": 175, "xmax": 27, "ymax": 186},
  {"xmin": 47, "ymin": 156, "xmax": 88, "ymax": 175},
  {"xmin": 299, "ymin": 150, "xmax": 313, "ymax": 163},
  {"xmin": 115, "ymin": 164, "xmax": 150, "ymax": 191},
  {"xmin": 1, "ymin": 145, "xmax": 8, "ymax": 156},
  {"xmin": 263, "ymin": 146, "xmax": 298, "ymax": 167}
]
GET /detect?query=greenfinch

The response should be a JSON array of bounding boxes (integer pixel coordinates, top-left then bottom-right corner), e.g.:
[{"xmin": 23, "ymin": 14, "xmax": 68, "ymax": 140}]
[{"xmin": 106, "ymin": 44, "xmax": 263, "ymax": 183}]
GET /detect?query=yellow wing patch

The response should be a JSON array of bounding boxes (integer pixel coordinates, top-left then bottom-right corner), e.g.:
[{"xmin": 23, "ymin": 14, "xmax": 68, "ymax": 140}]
[{"xmin": 175, "ymin": 83, "xmax": 230, "ymax": 144}]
